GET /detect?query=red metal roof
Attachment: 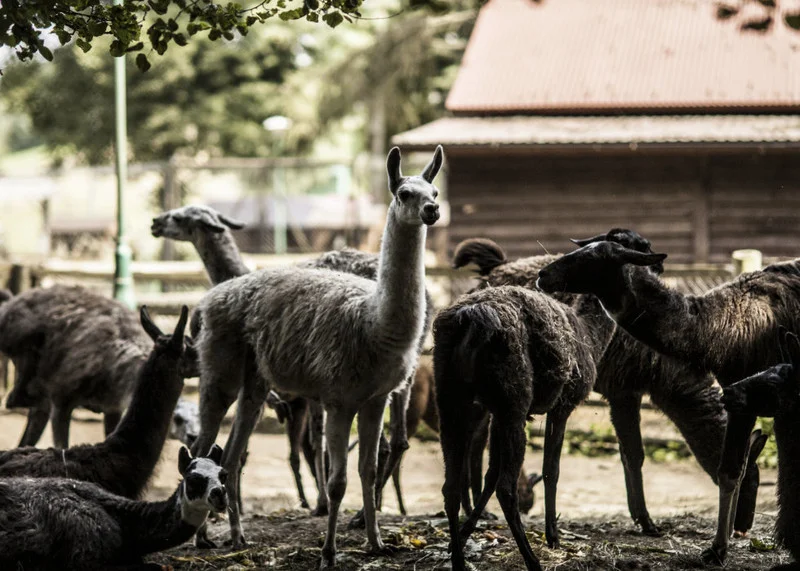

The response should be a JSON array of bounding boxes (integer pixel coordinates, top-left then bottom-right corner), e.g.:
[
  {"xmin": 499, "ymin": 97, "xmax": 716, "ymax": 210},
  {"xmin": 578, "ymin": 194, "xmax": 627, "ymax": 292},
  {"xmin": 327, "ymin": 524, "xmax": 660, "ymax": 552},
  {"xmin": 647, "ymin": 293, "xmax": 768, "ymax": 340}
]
[{"xmin": 446, "ymin": 0, "xmax": 800, "ymax": 114}]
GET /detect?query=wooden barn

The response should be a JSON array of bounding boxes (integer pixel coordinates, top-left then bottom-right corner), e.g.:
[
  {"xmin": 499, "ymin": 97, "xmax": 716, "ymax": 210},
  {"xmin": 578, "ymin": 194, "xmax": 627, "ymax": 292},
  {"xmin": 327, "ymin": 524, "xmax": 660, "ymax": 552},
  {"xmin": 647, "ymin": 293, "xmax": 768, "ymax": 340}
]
[{"xmin": 393, "ymin": 0, "xmax": 800, "ymax": 263}]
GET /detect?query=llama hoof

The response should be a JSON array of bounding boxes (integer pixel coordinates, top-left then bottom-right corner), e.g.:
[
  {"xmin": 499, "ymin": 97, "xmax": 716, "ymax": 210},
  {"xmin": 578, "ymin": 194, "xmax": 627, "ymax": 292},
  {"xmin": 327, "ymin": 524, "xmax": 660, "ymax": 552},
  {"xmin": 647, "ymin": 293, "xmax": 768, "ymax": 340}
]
[
  {"xmin": 639, "ymin": 520, "xmax": 661, "ymax": 537},
  {"xmin": 319, "ymin": 551, "xmax": 336, "ymax": 569},
  {"xmin": 311, "ymin": 505, "xmax": 329, "ymax": 517},
  {"xmin": 545, "ymin": 532, "xmax": 560, "ymax": 550},
  {"xmin": 347, "ymin": 509, "xmax": 366, "ymax": 529},
  {"xmin": 733, "ymin": 530, "xmax": 747, "ymax": 538},
  {"xmin": 700, "ymin": 546, "xmax": 725, "ymax": 566},
  {"xmin": 300, "ymin": 499, "xmax": 310, "ymax": 509},
  {"xmin": 195, "ymin": 536, "xmax": 217, "ymax": 549}
]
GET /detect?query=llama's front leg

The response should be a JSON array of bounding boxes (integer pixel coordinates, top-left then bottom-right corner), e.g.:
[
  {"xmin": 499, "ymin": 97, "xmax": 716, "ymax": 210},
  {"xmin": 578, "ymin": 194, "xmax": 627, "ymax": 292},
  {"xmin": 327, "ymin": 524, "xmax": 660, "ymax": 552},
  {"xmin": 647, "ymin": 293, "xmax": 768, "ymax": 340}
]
[
  {"xmin": 358, "ymin": 394, "xmax": 392, "ymax": 553},
  {"xmin": 191, "ymin": 381, "xmax": 238, "ymax": 459},
  {"xmin": 320, "ymin": 405, "xmax": 357, "ymax": 569},
  {"xmin": 221, "ymin": 376, "xmax": 268, "ymax": 549},
  {"xmin": 17, "ymin": 403, "xmax": 51, "ymax": 447},
  {"xmin": 701, "ymin": 411, "xmax": 756, "ymax": 566},
  {"xmin": 607, "ymin": 393, "xmax": 659, "ymax": 535},
  {"xmin": 543, "ymin": 409, "xmax": 569, "ymax": 549},
  {"xmin": 50, "ymin": 403, "xmax": 74, "ymax": 449}
]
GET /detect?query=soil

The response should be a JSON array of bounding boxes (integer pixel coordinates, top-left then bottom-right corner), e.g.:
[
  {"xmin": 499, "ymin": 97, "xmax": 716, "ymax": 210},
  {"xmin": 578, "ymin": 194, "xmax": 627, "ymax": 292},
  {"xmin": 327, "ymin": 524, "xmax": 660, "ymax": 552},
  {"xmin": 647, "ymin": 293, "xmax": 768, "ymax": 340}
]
[{"xmin": 0, "ymin": 404, "xmax": 789, "ymax": 571}]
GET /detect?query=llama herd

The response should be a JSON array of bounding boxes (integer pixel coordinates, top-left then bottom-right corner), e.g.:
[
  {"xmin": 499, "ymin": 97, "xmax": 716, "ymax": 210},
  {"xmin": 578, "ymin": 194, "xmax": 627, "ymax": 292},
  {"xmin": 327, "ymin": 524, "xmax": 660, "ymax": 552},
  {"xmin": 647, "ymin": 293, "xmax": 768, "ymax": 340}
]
[{"xmin": 0, "ymin": 145, "xmax": 799, "ymax": 570}]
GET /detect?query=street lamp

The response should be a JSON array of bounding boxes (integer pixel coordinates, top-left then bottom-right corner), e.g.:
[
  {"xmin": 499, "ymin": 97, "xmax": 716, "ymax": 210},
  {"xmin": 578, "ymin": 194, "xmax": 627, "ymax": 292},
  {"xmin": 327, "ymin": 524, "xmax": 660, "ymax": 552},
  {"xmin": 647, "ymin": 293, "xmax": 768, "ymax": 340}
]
[
  {"xmin": 262, "ymin": 115, "xmax": 293, "ymax": 255},
  {"xmin": 112, "ymin": 0, "xmax": 135, "ymax": 309}
]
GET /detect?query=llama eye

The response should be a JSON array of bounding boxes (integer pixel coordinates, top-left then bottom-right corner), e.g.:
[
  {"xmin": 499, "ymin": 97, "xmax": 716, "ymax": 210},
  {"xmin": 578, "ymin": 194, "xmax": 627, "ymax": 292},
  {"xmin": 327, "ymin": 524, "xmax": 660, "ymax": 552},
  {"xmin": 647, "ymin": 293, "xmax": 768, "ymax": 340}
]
[
  {"xmin": 397, "ymin": 190, "xmax": 411, "ymax": 202},
  {"xmin": 218, "ymin": 469, "xmax": 228, "ymax": 484}
]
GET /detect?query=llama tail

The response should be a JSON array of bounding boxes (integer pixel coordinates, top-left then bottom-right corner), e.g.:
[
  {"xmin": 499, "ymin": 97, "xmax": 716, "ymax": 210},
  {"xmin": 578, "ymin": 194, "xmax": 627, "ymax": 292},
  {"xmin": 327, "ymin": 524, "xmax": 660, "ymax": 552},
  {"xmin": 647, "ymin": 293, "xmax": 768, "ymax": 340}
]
[
  {"xmin": 450, "ymin": 303, "xmax": 504, "ymax": 385},
  {"xmin": 452, "ymin": 238, "xmax": 507, "ymax": 276}
]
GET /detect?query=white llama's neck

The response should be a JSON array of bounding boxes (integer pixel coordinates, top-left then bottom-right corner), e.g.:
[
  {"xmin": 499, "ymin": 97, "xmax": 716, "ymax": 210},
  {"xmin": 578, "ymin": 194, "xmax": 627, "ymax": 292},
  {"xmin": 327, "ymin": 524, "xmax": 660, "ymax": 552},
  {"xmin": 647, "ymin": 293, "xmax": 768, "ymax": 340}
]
[
  {"xmin": 374, "ymin": 205, "xmax": 427, "ymax": 350},
  {"xmin": 194, "ymin": 231, "xmax": 250, "ymax": 285}
]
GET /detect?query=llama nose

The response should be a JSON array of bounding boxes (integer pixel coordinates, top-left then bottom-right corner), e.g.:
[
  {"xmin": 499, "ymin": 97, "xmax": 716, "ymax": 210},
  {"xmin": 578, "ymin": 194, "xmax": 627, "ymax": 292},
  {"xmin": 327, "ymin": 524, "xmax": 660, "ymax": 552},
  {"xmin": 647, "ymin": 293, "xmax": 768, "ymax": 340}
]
[
  {"xmin": 209, "ymin": 487, "xmax": 228, "ymax": 511},
  {"xmin": 423, "ymin": 204, "xmax": 439, "ymax": 216}
]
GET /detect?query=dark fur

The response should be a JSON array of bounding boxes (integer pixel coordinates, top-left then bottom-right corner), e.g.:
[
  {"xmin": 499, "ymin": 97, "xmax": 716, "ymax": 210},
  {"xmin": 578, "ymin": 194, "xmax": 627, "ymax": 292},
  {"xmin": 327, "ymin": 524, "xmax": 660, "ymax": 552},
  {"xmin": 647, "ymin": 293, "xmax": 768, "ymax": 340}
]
[
  {"xmin": 0, "ymin": 307, "xmax": 190, "ymax": 500},
  {"xmin": 1, "ymin": 286, "xmax": 156, "ymax": 449},
  {"xmin": 538, "ymin": 240, "xmax": 800, "ymax": 563},
  {"xmin": 0, "ymin": 445, "xmax": 226, "ymax": 571},
  {"xmin": 452, "ymin": 234, "xmax": 757, "ymax": 535},
  {"xmin": 723, "ymin": 364, "xmax": 800, "ymax": 567},
  {"xmin": 435, "ymin": 285, "xmax": 609, "ymax": 571}
]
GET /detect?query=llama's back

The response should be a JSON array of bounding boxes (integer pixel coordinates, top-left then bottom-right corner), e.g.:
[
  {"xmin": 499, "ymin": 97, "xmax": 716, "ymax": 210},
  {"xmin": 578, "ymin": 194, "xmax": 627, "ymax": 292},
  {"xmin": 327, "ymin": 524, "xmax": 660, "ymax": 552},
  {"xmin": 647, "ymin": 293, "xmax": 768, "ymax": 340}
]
[
  {"xmin": 0, "ymin": 477, "xmax": 122, "ymax": 569},
  {"xmin": 199, "ymin": 267, "xmax": 419, "ymax": 401},
  {"xmin": 434, "ymin": 286, "xmax": 587, "ymax": 417},
  {"xmin": 0, "ymin": 286, "xmax": 151, "ymax": 408}
]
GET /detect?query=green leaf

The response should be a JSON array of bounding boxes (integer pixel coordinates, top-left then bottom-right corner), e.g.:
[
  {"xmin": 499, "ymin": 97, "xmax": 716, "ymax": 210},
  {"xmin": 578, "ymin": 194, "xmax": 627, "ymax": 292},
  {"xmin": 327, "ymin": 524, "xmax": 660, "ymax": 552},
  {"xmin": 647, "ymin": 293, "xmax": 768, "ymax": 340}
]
[
  {"xmin": 280, "ymin": 8, "xmax": 305, "ymax": 21},
  {"xmin": 55, "ymin": 29, "xmax": 71, "ymax": 46},
  {"xmin": 306, "ymin": 11, "xmax": 319, "ymax": 22},
  {"xmin": 786, "ymin": 12, "xmax": 800, "ymax": 30},
  {"xmin": 135, "ymin": 53, "xmax": 151, "ymax": 72},
  {"xmin": 87, "ymin": 21, "xmax": 107, "ymax": 36},
  {"xmin": 76, "ymin": 38, "xmax": 92, "ymax": 53},
  {"xmin": 323, "ymin": 11, "xmax": 344, "ymax": 28},
  {"xmin": 208, "ymin": 29, "xmax": 221, "ymax": 41},
  {"xmin": 173, "ymin": 33, "xmax": 188, "ymax": 46},
  {"xmin": 110, "ymin": 40, "xmax": 126, "ymax": 57},
  {"xmin": 126, "ymin": 41, "xmax": 144, "ymax": 52},
  {"xmin": 168, "ymin": 18, "xmax": 178, "ymax": 31},
  {"xmin": 246, "ymin": 15, "xmax": 259, "ymax": 26},
  {"xmin": 223, "ymin": 31, "xmax": 234, "ymax": 41},
  {"xmin": 38, "ymin": 45, "xmax": 53, "ymax": 61}
]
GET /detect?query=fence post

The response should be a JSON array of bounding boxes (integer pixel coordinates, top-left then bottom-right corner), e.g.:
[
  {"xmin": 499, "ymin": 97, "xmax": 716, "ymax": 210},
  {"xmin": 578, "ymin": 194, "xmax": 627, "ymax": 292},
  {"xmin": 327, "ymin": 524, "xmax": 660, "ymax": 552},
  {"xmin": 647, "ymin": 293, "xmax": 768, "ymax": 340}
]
[{"xmin": 732, "ymin": 249, "xmax": 762, "ymax": 275}]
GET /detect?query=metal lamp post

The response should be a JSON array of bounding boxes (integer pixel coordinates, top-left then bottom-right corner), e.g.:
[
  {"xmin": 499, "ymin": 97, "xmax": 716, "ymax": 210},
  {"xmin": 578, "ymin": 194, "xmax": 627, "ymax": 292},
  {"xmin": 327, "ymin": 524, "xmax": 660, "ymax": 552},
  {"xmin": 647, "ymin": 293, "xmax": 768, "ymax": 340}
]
[
  {"xmin": 262, "ymin": 115, "xmax": 293, "ymax": 255},
  {"xmin": 112, "ymin": 0, "xmax": 135, "ymax": 309}
]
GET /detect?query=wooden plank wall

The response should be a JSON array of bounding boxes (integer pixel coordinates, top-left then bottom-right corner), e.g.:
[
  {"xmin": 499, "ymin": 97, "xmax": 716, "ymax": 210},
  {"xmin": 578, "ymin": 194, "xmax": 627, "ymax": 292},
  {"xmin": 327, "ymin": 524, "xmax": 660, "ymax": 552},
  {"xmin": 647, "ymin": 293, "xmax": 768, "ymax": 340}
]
[{"xmin": 446, "ymin": 152, "xmax": 800, "ymax": 263}]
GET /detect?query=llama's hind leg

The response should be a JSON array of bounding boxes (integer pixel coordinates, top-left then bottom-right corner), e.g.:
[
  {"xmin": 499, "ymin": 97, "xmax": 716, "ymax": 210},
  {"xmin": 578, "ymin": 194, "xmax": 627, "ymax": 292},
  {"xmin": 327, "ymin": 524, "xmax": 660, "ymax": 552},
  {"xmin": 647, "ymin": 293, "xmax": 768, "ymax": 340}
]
[
  {"xmin": 357, "ymin": 394, "xmax": 392, "ymax": 553},
  {"xmin": 192, "ymin": 381, "xmax": 238, "ymax": 459},
  {"xmin": 543, "ymin": 408, "xmax": 570, "ymax": 549},
  {"xmin": 18, "ymin": 403, "xmax": 51, "ymax": 447},
  {"xmin": 494, "ymin": 418, "xmax": 543, "ymax": 571},
  {"xmin": 459, "ymin": 421, "xmax": 501, "ymax": 542},
  {"xmin": 320, "ymin": 405, "xmax": 357, "ymax": 569},
  {"xmin": 607, "ymin": 392, "xmax": 659, "ymax": 535},
  {"xmin": 309, "ymin": 402, "xmax": 329, "ymax": 516},
  {"xmin": 287, "ymin": 397, "xmax": 311, "ymax": 508}
]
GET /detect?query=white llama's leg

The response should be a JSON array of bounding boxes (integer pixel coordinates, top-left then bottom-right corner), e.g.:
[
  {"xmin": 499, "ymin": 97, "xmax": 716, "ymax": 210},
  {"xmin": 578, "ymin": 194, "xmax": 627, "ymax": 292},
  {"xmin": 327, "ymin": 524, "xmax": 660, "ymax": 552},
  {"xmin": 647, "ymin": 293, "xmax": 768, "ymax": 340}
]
[
  {"xmin": 320, "ymin": 404, "xmax": 357, "ymax": 569},
  {"xmin": 358, "ymin": 393, "xmax": 391, "ymax": 553},
  {"xmin": 309, "ymin": 402, "xmax": 328, "ymax": 515},
  {"xmin": 221, "ymin": 366, "xmax": 269, "ymax": 549}
]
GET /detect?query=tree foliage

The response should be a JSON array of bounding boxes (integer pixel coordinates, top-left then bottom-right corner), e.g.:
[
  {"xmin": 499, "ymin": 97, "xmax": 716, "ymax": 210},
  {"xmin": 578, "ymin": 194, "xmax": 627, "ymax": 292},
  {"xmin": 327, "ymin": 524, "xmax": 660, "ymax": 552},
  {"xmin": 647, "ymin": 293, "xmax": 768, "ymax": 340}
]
[
  {"xmin": 0, "ymin": 0, "xmax": 366, "ymax": 70},
  {"xmin": 1, "ymin": 27, "xmax": 314, "ymax": 163}
]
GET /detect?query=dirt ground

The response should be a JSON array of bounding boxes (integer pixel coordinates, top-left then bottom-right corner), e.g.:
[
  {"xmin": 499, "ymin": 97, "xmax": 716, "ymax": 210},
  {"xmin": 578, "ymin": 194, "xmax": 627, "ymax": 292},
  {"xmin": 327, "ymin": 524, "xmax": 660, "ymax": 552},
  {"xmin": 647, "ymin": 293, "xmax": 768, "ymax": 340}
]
[{"xmin": 0, "ymin": 404, "xmax": 791, "ymax": 570}]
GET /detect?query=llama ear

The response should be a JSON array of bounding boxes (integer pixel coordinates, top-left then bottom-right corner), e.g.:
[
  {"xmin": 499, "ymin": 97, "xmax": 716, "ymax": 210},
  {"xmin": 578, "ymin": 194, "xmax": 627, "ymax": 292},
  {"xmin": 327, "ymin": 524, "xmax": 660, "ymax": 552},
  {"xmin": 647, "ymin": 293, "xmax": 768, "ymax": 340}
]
[
  {"xmin": 617, "ymin": 248, "xmax": 668, "ymax": 267},
  {"xmin": 420, "ymin": 144, "xmax": 444, "ymax": 184},
  {"xmin": 198, "ymin": 212, "xmax": 226, "ymax": 233},
  {"xmin": 178, "ymin": 446, "xmax": 192, "ymax": 476},
  {"xmin": 140, "ymin": 306, "xmax": 164, "ymax": 341},
  {"xmin": 217, "ymin": 213, "xmax": 245, "ymax": 230},
  {"xmin": 570, "ymin": 233, "xmax": 607, "ymax": 247},
  {"xmin": 206, "ymin": 443, "xmax": 224, "ymax": 465},
  {"xmin": 386, "ymin": 147, "xmax": 403, "ymax": 194},
  {"xmin": 172, "ymin": 305, "xmax": 189, "ymax": 348}
]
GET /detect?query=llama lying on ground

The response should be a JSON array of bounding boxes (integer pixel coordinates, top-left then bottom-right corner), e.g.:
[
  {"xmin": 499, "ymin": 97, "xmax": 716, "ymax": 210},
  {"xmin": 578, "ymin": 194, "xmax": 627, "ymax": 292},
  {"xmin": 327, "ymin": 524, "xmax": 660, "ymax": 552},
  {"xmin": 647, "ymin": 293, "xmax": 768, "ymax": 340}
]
[
  {"xmin": 538, "ymin": 239, "xmax": 800, "ymax": 564},
  {"xmin": 0, "ymin": 306, "xmax": 191, "ymax": 501},
  {"xmin": 722, "ymin": 358, "xmax": 800, "ymax": 571},
  {"xmin": 1, "ymin": 285, "xmax": 194, "ymax": 449},
  {"xmin": 192, "ymin": 145, "xmax": 441, "ymax": 567},
  {"xmin": 453, "ymin": 232, "xmax": 762, "ymax": 537},
  {"xmin": 0, "ymin": 444, "xmax": 227, "ymax": 571},
  {"xmin": 435, "ymin": 282, "xmax": 611, "ymax": 571},
  {"xmin": 153, "ymin": 204, "xmax": 435, "ymax": 526}
]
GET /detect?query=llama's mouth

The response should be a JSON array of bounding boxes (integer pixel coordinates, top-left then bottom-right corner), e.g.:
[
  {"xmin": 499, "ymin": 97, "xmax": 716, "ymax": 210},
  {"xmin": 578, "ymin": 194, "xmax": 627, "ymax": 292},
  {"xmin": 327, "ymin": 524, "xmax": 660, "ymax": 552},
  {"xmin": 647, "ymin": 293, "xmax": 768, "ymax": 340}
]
[
  {"xmin": 421, "ymin": 212, "xmax": 440, "ymax": 226},
  {"xmin": 150, "ymin": 221, "xmax": 164, "ymax": 237}
]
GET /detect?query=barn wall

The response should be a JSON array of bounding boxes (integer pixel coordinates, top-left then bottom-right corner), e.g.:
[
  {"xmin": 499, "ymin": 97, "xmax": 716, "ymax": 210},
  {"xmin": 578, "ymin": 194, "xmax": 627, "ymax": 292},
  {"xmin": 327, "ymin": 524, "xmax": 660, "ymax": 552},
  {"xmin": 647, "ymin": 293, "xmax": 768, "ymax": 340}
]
[{"xmin": 446, "ymin": 151, "xmax": 800, "ymax": 263}]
